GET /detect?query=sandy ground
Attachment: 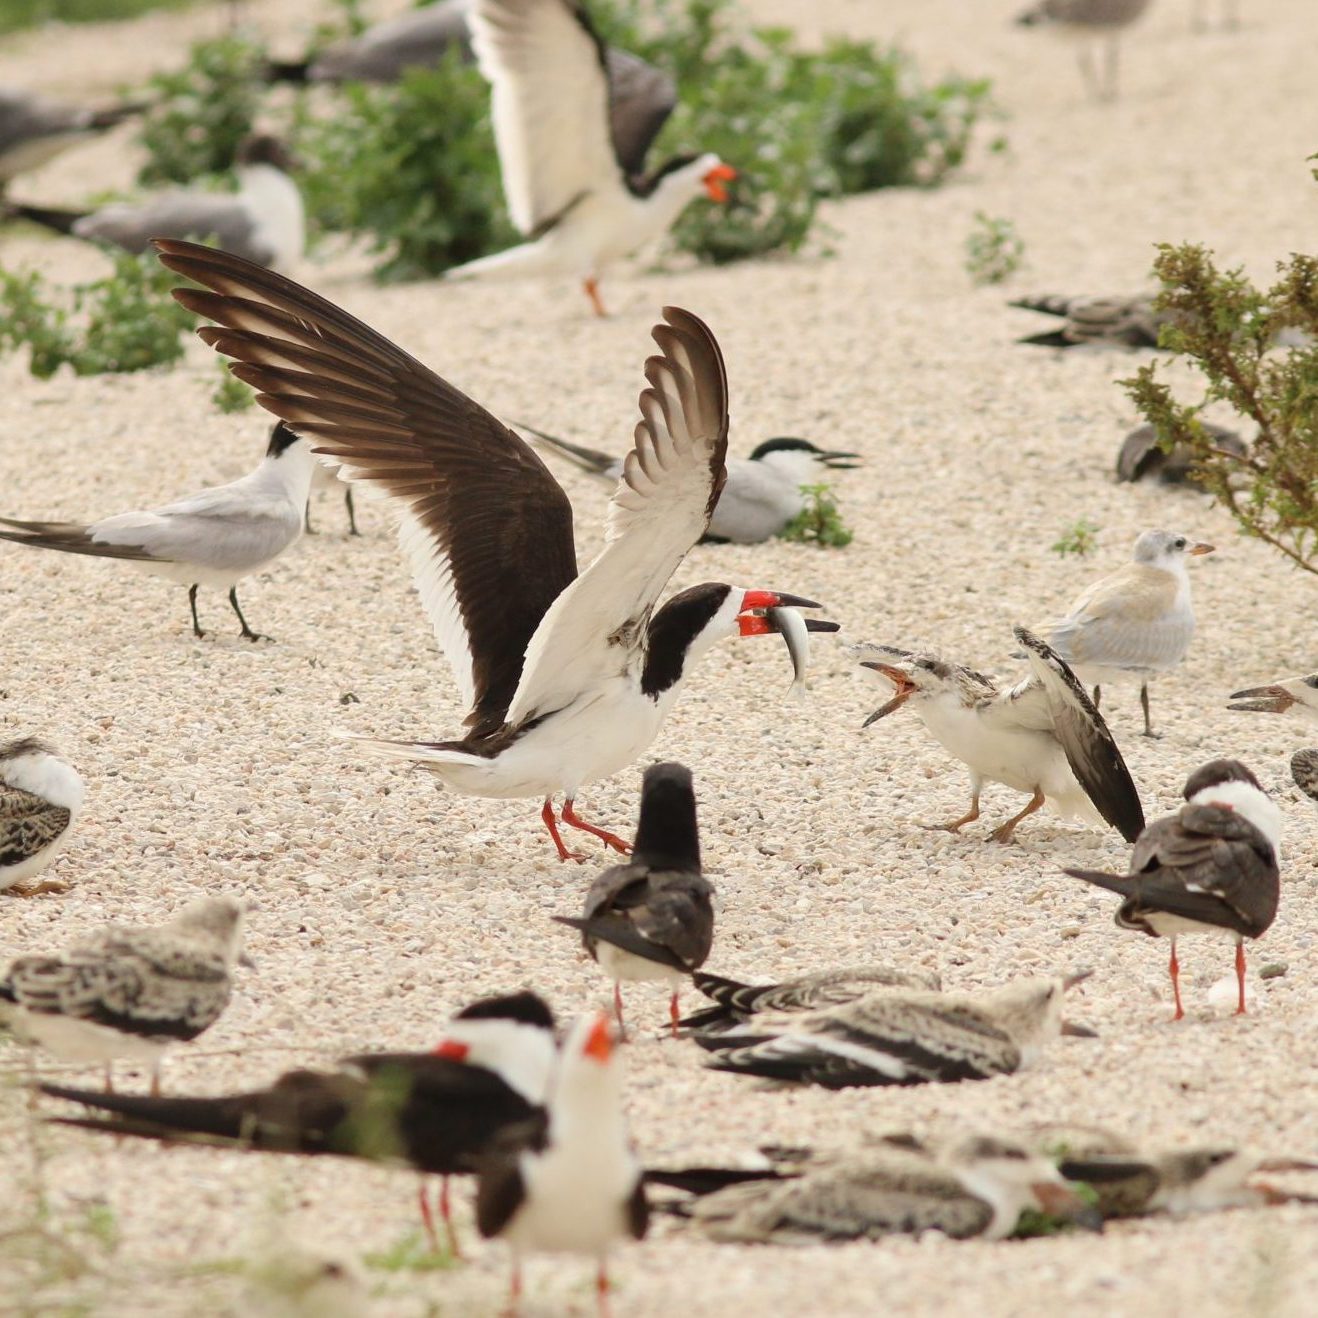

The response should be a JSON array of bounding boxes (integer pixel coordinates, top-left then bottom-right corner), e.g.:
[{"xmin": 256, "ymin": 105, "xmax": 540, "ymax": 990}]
[{"xmin": 2, "ymin": 0, "xmax": 1317, "ymax": 1314}]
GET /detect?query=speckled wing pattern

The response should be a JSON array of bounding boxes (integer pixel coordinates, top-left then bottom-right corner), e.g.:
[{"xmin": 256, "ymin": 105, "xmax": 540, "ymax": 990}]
[
  {"xmin": 1012, "ymin": 292, "xmax": 1165, "ymax": 348},
  {"xmin": 1290, "ymin": 749, "xmax": 1318, "ymax": 803},
  {"xmin": 0, "ymin": 784, "xmax": 71, "ymax": 868}
]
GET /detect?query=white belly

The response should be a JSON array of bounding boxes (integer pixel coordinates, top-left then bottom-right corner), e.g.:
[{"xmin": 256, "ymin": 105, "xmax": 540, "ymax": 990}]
[
  {"xmin": 505, "ymin": 1144, "xmax": 637, "ymax": 1257},
  {"xmin": 596, "ymin": 942, "xmax": 685, "ymax": 987}
]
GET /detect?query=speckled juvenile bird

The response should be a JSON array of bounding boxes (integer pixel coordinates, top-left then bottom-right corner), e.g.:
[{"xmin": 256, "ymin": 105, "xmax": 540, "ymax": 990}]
[
  {"xmin": 553, "ymin": 761, "xmax": 714, "ymax": 1035},
  {"xmin": 1, "ymin": 895, "xmax": 250, "ymax": 1091},
  {"xmin": 1064, "ymin": 759, "xmax": 1280, "ymax": 1020},
  {"xmin": 1012, "ymin": 292, "xmax": 1167, "ymax": 347},
  {"xmin": 1116, "ymin": 421, "xmax": 1247, "ymax": 486},
  {"xmin": 1228, "ymin": 672, "xmax": 1318, "ymax": 721},
  {"xmin": 857, "ymin": 627, "xmax": 1145, "ymax": 844},
  {"xmin": 0, "ymin": 737, "xmax": 83, "ymax": 896},
  {"xmin": 1037, "ymin": 529, "xmax": 1214, "ymax": 737},
  {"xmin": 693, "ymin": 973, "xmax": 1095, "ymax": 1089},
  {"xmin": 1015, "ymin": 0, "xmax": 1153, "ymax": 100},
  {"xmin": 1290, "ymin": 750, "xmax": 1318, "ymax": 804}
]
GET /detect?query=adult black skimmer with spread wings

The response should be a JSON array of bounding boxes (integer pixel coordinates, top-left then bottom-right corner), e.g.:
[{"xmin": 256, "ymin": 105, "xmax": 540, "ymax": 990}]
[
  {"xmin": 153, "ymin": 239, "xmax": 832, "ymax": 861},
  {"xmin": 448, "ymin": 0, "xmax": 736, "ymax": 316}
]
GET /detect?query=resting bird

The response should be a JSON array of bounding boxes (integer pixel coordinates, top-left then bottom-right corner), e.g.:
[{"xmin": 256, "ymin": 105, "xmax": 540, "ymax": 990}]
[
  {"xmin": 1012, "ymin": 293, "xmax": 1167, "ymax": 347},
  {"xmin": 0, "ymin": 86, "xmax": 142, "ymax": 194},
  {"xmin": 1064, "ymin": 759, "xmax": 1281, "ymax": 1019},
  {"xmin": 1115, "ymin": 421, "xmax": 1247, "ymax": 486},
  {"xmin": 447, "ymin": 0, "xmax": 736, "ymax": 315},
  {"xmin": 0, "ymin": 737, "xmax": 84, "ymax": 896}
]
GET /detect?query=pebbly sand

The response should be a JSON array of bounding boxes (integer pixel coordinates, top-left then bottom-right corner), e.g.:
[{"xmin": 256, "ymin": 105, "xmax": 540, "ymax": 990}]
[{"xmin": 1, "ymin": 0, "xmax": 1317, "ymax": 1314}]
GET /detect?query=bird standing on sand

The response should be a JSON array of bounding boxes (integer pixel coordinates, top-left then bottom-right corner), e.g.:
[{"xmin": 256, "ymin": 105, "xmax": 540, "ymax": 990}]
[
  {"xmin": 448, "ymin": 0, "xmax": 736, "ymax": 315},
  {"xmin": 0, "ymin": 422, "xmax": 315, "ymax": 642},
  {"xmin": 155, "ymin": 238, "xmax": 834, "ymax": 861},
  {"xmin": 0, "ymin": 737, "xmax": 83, "ymax": 896},
  {"xmin": 1037, "ymin": 529, "xmax": 1214, "ymax": 737},
  {"xmin": 1, "ymin": 896, "xmax": 249, "ymax": 1092},
  {"xmin": 1015, "ymin": 0, "xmax": 1153, "ymax": 100},
  {"xmin": 554, "ymin": 761, "xmax": 714, "ymax": 1034},
  {"xmin": 1064, "ymin": 758, "xmax": 1280, "ymax": 1019},
  {"xmin": 476, "ymin": 1012, "xmax": 646, "ymax": 1317},
  {"xmin": 857, "ymin": 627, "xmax": 1145, "ymax": 844}
]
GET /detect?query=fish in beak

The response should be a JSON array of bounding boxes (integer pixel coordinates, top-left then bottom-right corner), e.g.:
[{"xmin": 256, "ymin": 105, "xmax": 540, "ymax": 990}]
[
  {"xmin": 859, "ymin": 661, "xmax": 917, "ymax": 727},
  {"xmin": 736, "ymin": 592, "xmax": 837, "ymax": 694},
  {"xmin": 702, "ymin": 162, "xmax": 738, "ymax": 204},
  {"xmin": 1227, "ymin": 684, "xmax": 1296, "ymax": 714}
]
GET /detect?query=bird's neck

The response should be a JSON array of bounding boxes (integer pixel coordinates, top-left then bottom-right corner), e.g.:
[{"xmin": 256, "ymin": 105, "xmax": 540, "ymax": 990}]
[
  {"xmin": 237, "ymin": 164, "xmax": 305, "ymax": 269},
  {"xmin": 256, "ymin": 442, "xmax": 317, "ymax": 508}
]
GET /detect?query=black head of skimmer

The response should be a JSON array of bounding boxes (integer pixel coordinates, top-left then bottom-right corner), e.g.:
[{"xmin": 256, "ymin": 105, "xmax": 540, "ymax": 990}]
[
  {"xmin": 1064, "ymin": 758, "xmax": 1281, "ymax": 1020},
  {"xmin": 449, "ymin": 0, "xmax": 737, "ymax": 316},
  {"xmin": 554, "ymin": 760, "xmax": 714, "ymax": 1034},
  {"xmin": 153, "ymin": 238, "xmax": 832, "ymax": 861},
  {"xmin": 857, "ymin": 626, "xmax": 1145, "ymax": 844}
]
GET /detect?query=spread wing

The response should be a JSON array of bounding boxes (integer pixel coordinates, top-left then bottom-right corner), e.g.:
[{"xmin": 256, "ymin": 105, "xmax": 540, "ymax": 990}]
[
  {"xmin": 504, "ymin": 306, "xmax": 727, "ymax": 725},
  {"xmin": 154, "ymin": 239, "xmax": 578, "ymax": 736},
  {"xmin": 469, "ymin": 0, "xmax": 628, "ymax": 234}
]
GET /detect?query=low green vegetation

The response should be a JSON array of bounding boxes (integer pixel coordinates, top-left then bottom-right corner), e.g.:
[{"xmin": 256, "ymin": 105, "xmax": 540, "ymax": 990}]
[
  {"xmin": 0, "ymin": 0, "xmax": 195, "ymax": 36},
  {"xmin": 362, "ymin": 1230, "xmax": 458, "ymax": 1274},
  {"xmin": 212, "ymin": 362, "xmax": 254, "ymax": 413},
  {"xmin": 1051, "ymin": 518, "xmax": 1100, "ymax": 558},
  {"xmin": 781, "ymin": 483, "xmax": 855, "ymax": 548},
  {"xmin": 964, "ymin": 211, "xmax": 1024, "ymax": 286},
  {"xmin": 1123, "ymin": 242, "xmax": 1318, "ymax": 576}
]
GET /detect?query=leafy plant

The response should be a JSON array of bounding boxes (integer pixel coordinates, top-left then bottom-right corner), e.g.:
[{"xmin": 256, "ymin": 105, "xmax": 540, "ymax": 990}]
[
  {"xmin": 362, "ymin": 1231, "xmax": 458, "ymax": 1274},
  {"xmin": 1123, "ymin": 242, "xmax": 1318, "ymax": 575},
  {"xmin": 0, "ymin": 0, "xmax": 195, "ymax": 35},
  {"xmin": 212, "ymin": 362, "xmax": 255, "ymax": 413},
  {"xmin": 1051, "ymin": 518, "xmax": 1100, "ymax": 558},
  {"xmin": 964, "ymin": 211, "xmax": 1024, "ymax": 286},
  {"xmin": 1013, "ymin": 1181, "xmax": 1100, "ymax": 1238},
  {"xmin": 781, "ymin": 483, "xmax": 854, "ymax": 548},
  {"xmin": 0, "ymin": 250, "xmax": 194, "ymax": 378}
]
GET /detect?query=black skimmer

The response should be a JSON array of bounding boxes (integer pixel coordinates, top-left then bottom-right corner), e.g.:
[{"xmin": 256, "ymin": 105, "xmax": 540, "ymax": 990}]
[
  {"xmin": 858, "ymin": 626, "xmax": 1145, "ymax": 844},
  {"xmin": 1116, "ymin": 421, "xmax": 1247, "ymax": 486},
  {"xmin": 1036, "ymin": 529, "xmax": 1214, "ymax": 737},
  {"xmin": 0, "ymin": 420, "xmax": 314, "ymax": 641},
  {"xmin": 0, "ymin": 737, "xmax": 83, "ymax": 896},
  {"xmin": 1015, "ymin": 0, "xmax": 1153, "ymax": 100},
  {"xmin": 554, "ymin": 761, "xmax": 713, "ymax": 1034},
  {"xmin": 673, "ymin": 1132, "xmax": 1099, "ymax": 1242},
  {"xmin": 3, "ymin": 896, "xmax": 249, "ymax": 1092},
  {"xmin": 676, "ymin": 964, "xmax": 942, "ymax": 1034},
  {"xmin": 447, "ymin": 0, "xmax": 737, "ymax": 316},
  {"xmin": 6, "ymin": 135, "xmax": 304, "ymax": 271},
  {"xmin": 41, "ymin": 990, "xmax": 557, "ymax": 1258},
  {"xmin": 0, "ymin": 86, "xmax": 142, "ymax": 193},
  {"xmin": 1064, "ymin": 758, "xmax": 1281, "ymax": 1020},
  {"xmin": 476, "ymin": 1011, "xmax": 646, "ymax": 1315},
  {"xmin": 1228, "ymin": 673, "xmax": 1318, "ymax": 720},
  {"xmin": 523, "ymin": 423, "xmax": 861, "ymax": 543},
  {"xmin": 692, "ymin": 973, "xmax": 1095, "ymax": 1089},
  {"xmin": 153, "ymin": 237, "xmax": 833, "ymax": 860},
  {"xmin": 1011, "ymin": 292, "xmax": 1167, "ymax": 347}
]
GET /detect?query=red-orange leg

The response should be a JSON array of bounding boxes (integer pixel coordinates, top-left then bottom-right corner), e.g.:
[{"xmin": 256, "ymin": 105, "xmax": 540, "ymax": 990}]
[{"xmin": 561, "ymin": 799, "xmax": 632, "ymax": 854}]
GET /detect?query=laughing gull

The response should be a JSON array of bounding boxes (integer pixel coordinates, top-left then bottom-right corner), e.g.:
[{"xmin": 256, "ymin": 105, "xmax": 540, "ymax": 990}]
[
  {"xmin": 1012, "ymin": 293, "xmax": 1168, "ymax": 347},
  {"xmin": 476, "ymin": 1011, "xmax": 646, "ymax": 1317},
  {"xmin": 0, "ymin": 87, "xmax": 142, "ymax": 194},
  {"xmin": 0, "ymin": 737, "xmax": 84, "ymax": 897},
  {"xmin": 1037, "ymin": 529, "xmax": 1214, "ymax": 736},
  {"xmin": 523, "ymin": 424, "xmax": 861, "ymax": 544},
  {"xmin": 1065, "ymin": 758, "xmax": 1281, "ymax": 1019},
  {"xmin": 445, "ymin": 0, "xmax": 736, "ymax": 315},
  {"xmin": 6, "ymin": 134, "xmax": 305, "ymax": 272},
  {"xmin": 0, "ymin": 421, "xmax": 315, "ymax": 641},
  {"xmin": 41, "ymin": 990, "xmax": 557, "ymax": 1259},
  {"xmin": 692, "ymin": 973, "xmax": 1096, "ymax": 1089},
  {"xmin": 858, "ymin": 626, "xmax": 1145, "ymax": 844},
  {"xmin": 1228, "ymin": 672, "xmax": 1318, "ymax": 721},
  {"xmin": 155, "ymin": 238, "xmax": 835, "ymax": 860},
  {"xmin": 1015, "ymin": 0, "xmax": 1153, "ymax": 100},
  {"xmin": 554, "ymin": 762, "xmax": 713, "ymax": 1034},
  {"xmin": 2, "ymin": 896, "xmax": 249, "ymax": 1092},
  {"xmin": 1116, "ymin": 421, "xmax": 1247, "ymax": 486},
  {"xmin": 672, "ymin": 1133, "xmax": 1099, "ymax": 1242}
]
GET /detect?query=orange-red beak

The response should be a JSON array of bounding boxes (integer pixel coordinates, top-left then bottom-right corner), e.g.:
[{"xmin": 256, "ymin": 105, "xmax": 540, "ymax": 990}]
[
  {"xmin": 861, "ymin": 661, "xmax": 917, "ymax": 725},
  {"xmin": 431, "ymin": 1038, "xmax": 470, "ymax": 1061},
  {"xmin": 703, "ymin": 163, "xmax": 738, "ymax": 204},
  {"xmin": 582, "ymin": 1012, "xmax": 615, "ymax": 1064},
  {"xmin": 736, "ymin": 590, "xmax": 824, "ymax": 637}
]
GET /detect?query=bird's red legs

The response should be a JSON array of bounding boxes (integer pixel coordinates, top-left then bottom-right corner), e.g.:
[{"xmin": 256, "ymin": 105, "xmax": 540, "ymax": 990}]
[
  {"xmin": 417, "ymin": 1179, "xmax": 462, "ymax": 1257},
  {"xmin": 583, "ymin": 277, "xmax": 608, "ymax": 318},
  {"xmin": 417, "ymin": 1182, "xmax": 439, "ymax": 1253},
  {"xmin": 613, "ymin": 982, "xmax": 625, "ymax": 1028},
  {"xmin": 928, "ymin": 793, "xmax": 981, "ymax": 834},
  {"xmin": 1169, "ymin": 938, "xmax": 1185, "ymax": 1021},
  {"xmin": 103, "ymin": 1064, "xmax": 114, "ymax": 1094},
  {"xmin": 669, "ymin": 991, "xmax": 681, "ymax": 1039},
  {"xmin": 561, "ymin": 800, "xmax": 633, "ymax": 855},
  {"xmin": 1235, "ymin": 940, "xmax": 1248, "ymax": 1016},
  {"xmin": 989, "ymin": 789, "xmax": 1045, "ymax": 844},
  {"xmin": 503, "ymin": 1260, "xmax": 523, "ymax": 1318},
  {"xmin": 597, "ymin": 1262, "xmax": 612, "ymax": 1318},
  {"xmin": 541, "ymin": 799, "xmax": 587, "ymax": 863}
]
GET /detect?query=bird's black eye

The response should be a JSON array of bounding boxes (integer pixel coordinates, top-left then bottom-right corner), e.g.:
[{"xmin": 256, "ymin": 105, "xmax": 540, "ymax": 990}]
[{"xmin": 1174, "ymin": 537, "xmax": 1186, "ymax": 550}]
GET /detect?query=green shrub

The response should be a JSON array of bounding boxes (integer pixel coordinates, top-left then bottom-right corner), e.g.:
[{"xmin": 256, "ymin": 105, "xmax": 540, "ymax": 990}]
[
  {"xmin": 1123, "ymin": 242, "xmax": 1318, "ymax": 576},
  {"xmin": 1051, "ymin": 518, "xmax": 1100, "ymax": 558},
  {"xmin": 212, "ymin": 362, "xmax": 254, "ymax": 413},
  {"xmin": 781, "ymin": 483, "xmax": 854, "ymax": 548},
  {"xmin": 0, "ymin": 0, "xmax": 195, "ymax": 36},
  {"xmin": 964, "ymin": 211, "xmax": 1024, "ymax": 286}
]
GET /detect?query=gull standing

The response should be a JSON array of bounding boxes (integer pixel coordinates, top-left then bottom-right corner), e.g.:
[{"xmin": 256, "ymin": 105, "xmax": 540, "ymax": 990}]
[
  {"xmin": 858, "ymin": 626, "xmax": 1145, "ymax": 843},
  {"xmin": 554, "ymin": 761, "xmax": 714, "ymax": 1034},
  {"xmin": 476, "ymin": 1011, "xmax": 646, "ymax": 1316},
  {"xmin": 41, "ymin": 991, "xmax": 557, "ymax": 1258},
  {"xmin": 0, "ymin": 87, "xmax": 142, "ymax": 193},
  {"xmin": 1037, "ymin": 529, "xmax": 1214, "ymax": 736},
  {"xmin": 524, "ymin": 424, "xmax": 862, "ymax": 544},
  {"xmin": 1015, "ymin": 0, "xmax": 1153, "ymax": 100},
  {"xmin": 1065, "ymin": 759, "xmax": 1280, "ymax": 1019},
  {"xmin": 0, "ymin": 421, "xmax": 314, "ymax": 641},
  {"xmin": 155, "ymin": 238, "xmax": 832, "ymax": 859},
  {"xmin": 1, "ymin": 896, "xmax": 249, "ymax": 1092},
  {"xmin": 6, "ymin": 134, "xmax": 305, "ymax": 272},
  {"xmin": 447, "ymin": 0, "xmax": 737, "ymax": 315},
  {"xmin": 692, "ymin": 973, "xmax": 1095, "ymax": 1089},
  {"xmin": 0, "ymin": 737, "xmax": 84, "ymax": 896}
]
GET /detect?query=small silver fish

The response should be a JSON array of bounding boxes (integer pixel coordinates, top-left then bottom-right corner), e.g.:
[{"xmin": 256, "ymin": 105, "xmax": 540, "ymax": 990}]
[{"xmin": 767, "ymin": 606, "xmax": 813, "ymax": 697}]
